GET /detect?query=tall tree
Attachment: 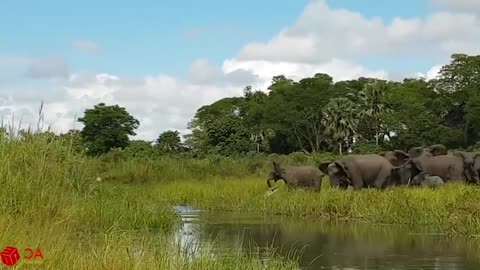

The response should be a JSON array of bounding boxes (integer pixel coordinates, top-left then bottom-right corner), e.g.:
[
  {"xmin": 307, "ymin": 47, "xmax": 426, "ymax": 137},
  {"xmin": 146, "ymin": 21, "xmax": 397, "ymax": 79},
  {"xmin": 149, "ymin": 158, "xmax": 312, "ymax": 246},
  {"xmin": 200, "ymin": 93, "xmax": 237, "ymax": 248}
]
[
  {"xmin": 186, "ymin": 97, "xmax": 255, "ymax": 155},
  {"xmin": 432, "ymin": 54, "xmax": 480, "ymax": 146},
  {"xmin": 358, "ymin": 80, "xmax": 393, "ymax": 146},
  {"xmin": 156, "ymin": 130, "xmax": 183, "ymax": 154},
  {"xmin": 263, "ymin": 73, "xmax": 335, "ymax": 153},
  {"xmin": 78, "ymin": 103, "xmax": 139, "ymax": 156},
  {"xmin": 322, "ymin": 98, "xmax": 359, "ymax": 154}
]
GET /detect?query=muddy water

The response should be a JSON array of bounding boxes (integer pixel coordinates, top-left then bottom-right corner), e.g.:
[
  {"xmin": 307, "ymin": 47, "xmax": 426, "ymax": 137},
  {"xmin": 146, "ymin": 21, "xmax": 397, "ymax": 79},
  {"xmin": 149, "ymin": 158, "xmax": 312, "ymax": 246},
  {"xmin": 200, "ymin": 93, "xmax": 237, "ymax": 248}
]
[{"xmin": 172, "ymin": 205, "xmax": 480, "ymax": 269}]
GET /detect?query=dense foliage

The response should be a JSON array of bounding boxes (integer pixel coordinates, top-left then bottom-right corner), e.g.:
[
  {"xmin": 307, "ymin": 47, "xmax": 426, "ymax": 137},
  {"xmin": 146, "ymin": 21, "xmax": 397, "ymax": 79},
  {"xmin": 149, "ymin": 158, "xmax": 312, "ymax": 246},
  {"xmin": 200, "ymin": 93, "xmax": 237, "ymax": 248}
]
[
  {"xmin": 78, "ymin": 103, "xmax": 140, "ymax": 156},
  {"xmin": 185, "ymin": 54, "xmax": 480, "ymax": 156},
  {"xmin": 6, "ymin": 53, "xmax": 480, "ymax": 158}
]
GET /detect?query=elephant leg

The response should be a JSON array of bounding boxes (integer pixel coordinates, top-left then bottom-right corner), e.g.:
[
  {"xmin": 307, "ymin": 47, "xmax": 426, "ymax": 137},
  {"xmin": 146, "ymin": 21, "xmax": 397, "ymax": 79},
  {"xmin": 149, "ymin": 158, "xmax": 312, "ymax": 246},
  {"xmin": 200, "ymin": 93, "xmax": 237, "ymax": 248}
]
[
  {"xmin": 372, "ymin": 174, "xmax": 388, "ymax": 190},
  {"xmin": 474, "ymin": 170, "xmax": 480, "ymax": 185},
  {"xmin": 311, "ymin": 178, "xmax": 321, "ymax": 191},
  {"xmin": 447, "ymin": 165, "xmax": 464, "ymax": 182},
  {"xmin": 349, "ymin": 174, "xmax": 363, "ymax": 191}
]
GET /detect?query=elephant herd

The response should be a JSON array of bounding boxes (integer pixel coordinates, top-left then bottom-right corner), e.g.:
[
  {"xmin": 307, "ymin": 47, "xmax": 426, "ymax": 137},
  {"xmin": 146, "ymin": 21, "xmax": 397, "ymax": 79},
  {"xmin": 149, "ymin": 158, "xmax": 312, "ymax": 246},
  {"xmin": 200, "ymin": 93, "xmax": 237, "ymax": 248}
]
[{"xmin": 266, "ymin": 144, "xmax": 480, "ymax": 191}]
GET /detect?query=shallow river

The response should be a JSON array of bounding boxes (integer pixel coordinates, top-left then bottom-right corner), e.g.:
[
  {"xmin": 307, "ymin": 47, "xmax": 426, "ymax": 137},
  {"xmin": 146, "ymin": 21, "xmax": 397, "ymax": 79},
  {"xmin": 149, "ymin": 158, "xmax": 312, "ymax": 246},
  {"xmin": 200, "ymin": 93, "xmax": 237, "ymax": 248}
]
[{"xmin": 172, "ymin": 205, "xmax": 480, "ymax": 270}]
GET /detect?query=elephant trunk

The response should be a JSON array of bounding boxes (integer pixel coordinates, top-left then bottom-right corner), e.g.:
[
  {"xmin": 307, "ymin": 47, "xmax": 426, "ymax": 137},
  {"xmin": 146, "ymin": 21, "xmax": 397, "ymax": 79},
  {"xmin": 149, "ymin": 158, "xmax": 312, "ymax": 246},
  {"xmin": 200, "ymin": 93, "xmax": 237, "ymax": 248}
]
[{"xmin": 267, "ymin": 179, "xmax": 273, "ymax": 188}]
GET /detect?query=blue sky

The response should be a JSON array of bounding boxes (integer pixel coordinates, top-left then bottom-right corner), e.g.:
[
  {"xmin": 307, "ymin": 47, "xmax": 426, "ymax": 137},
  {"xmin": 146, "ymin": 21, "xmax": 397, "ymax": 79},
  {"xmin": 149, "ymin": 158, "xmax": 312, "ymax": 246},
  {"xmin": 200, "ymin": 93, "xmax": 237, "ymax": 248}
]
[
  {"xmin": 0, "ymin": 0, "xmax": 434, "ymax": 78},
  {"xmin": 0, "ymin": 0, "xmax": 308, "ymax": 77},
  {"xmin": 1, "ymin": 0, "xmax": 479, "ymax": 139}
]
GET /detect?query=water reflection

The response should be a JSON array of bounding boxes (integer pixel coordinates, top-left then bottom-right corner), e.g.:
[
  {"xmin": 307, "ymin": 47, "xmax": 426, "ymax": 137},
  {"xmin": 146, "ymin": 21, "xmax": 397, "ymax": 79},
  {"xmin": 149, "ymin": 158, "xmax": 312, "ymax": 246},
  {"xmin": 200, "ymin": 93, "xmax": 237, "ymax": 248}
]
[{"xmin": 172, "ymin": 205, "xmax": 480, "ymax": 270}]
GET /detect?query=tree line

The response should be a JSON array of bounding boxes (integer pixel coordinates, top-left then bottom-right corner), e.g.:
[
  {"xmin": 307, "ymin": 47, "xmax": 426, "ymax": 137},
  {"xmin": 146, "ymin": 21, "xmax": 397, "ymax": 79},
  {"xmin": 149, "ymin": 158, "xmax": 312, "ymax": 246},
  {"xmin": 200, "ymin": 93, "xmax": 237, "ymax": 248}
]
[
  {"xmin": 186, "ymin": 53, "xmax": 480, "ymax": 156},
  {"xmin": 2, "ymin": 53, "xmax": 480, "ymax": 158}
]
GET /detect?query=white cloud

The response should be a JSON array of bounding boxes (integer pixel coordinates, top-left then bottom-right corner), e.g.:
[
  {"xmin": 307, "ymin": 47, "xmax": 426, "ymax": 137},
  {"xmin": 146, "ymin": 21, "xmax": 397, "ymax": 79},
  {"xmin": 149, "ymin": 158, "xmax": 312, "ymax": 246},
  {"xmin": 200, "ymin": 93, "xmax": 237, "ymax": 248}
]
[
  {"xmin": 72, "ymin": 40, "xmax": 100, "ymax": 53},
  {"xmin": 4, "ymin": 0, "xmax": 480, "ymax": 141},
  {"xmin": 429, "ymin": 0, "xmax": 480, "ymax": 11},
  {"xmin": 414, "ymin": 63, "xmax": 445, "ymax": 81},
  {"xmin": 187, "ymin": 58, "xmax": 260, "ymax": 86},
  {"xmin": 222, "ymin": 58, "xmax": 388, "ymax": 90},
  {"xmin": 0, "ymin": 70, "xmax": 246, "ymax": 140},
  {"xmin": 0, "ymin": 55, "xmax": 386, "ymax": 140},
  {"xmin": 25, "ymin": 56, "xmax": 69, "ymax": 79},
  {"xmin": 237, "ymin": 0, "xmax": 480, "ymax": 63},
  {"xmin": 426, "ymin": 65, "xmax": 443, "ymax": 80}
]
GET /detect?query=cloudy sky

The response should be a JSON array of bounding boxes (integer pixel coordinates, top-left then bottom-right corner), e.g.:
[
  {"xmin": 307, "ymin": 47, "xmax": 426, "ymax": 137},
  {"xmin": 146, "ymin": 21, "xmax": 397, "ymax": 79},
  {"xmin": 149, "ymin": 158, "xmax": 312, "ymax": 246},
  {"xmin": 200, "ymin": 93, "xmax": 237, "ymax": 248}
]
[{"xmin": 1, "ymin": 0, "xmax": 480, "ymax": 140}]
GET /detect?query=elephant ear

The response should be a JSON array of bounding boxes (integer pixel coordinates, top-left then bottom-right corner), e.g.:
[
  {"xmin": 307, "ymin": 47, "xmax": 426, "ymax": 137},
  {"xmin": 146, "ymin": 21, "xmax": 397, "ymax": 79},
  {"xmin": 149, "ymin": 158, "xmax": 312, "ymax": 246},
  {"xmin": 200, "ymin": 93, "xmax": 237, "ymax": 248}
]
[
  {"xmin": 391, "ymin": 150, "xmax": 410, "ymax": 166},
  {"xmin": 334, "ymin": 161, "xmax": 351, "ymax": 179},
  {"xmin": 318, "ymin": 162, "xmax": 330, "ymax": 175}
]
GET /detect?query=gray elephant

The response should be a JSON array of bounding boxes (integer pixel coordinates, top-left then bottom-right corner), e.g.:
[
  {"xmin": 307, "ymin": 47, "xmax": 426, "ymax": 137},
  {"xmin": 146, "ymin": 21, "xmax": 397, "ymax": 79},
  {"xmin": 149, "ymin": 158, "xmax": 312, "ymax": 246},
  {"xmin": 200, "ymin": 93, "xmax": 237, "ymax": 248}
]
[
  {"xmin": 318, "ymin": 154, "xmax": 398, "ymax": 191},
  {"xmin": 380, "ymin": 150, "xmax": 410, "ymax": 167},
  {"xmin": 452, "ymin": 151, "xmax": 480, "ymax": 184},
  {"xmin": 407, "ymin": 144, "xmax": 448, "ymax": 159},
  {"xmin": 392, "ymin": 153, "xmax": 466, "ymax": 185},
  {"xmin": 410, "ymin": 172, "xmax": 445, "ymax": 188},
  {"xmin": 381, "ymin": 145, "xmax": 448, "ymax": 167},
  {"xmin": 267, "ymin": 162, "xmax": 324, "ymax": 191}
]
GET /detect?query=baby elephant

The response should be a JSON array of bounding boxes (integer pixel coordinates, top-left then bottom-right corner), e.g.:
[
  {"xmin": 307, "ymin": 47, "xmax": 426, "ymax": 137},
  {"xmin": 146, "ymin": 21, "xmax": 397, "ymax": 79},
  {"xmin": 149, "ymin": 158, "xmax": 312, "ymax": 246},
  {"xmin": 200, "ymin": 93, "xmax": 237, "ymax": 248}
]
[
  {"xmin": 267, "ymin": 161, "xmax": 324, "ymax": 191},
  {"xmin": 410, "ymin": 172, "xmax": 445, "ymax": 188}
]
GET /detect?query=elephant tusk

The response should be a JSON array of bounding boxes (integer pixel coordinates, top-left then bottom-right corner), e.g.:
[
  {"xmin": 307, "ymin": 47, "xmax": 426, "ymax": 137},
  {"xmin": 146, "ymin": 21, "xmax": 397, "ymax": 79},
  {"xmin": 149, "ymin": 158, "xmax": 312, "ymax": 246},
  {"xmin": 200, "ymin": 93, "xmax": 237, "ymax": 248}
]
[{"xmin": 407, "ymin": 178, "xmax": 411, "ymax": 186}]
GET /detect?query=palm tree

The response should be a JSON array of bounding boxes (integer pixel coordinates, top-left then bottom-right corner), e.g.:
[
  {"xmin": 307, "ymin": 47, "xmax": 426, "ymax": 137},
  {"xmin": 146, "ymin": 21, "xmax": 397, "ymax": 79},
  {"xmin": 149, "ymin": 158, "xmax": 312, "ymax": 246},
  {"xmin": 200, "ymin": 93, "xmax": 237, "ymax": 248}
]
[
  {"xmin": 358, "ymin": 81, "xmax": 393, "ymax": 146},
  {"xmin": 322, "ymin": 98, "xmax": 359, "ymax": 155}
]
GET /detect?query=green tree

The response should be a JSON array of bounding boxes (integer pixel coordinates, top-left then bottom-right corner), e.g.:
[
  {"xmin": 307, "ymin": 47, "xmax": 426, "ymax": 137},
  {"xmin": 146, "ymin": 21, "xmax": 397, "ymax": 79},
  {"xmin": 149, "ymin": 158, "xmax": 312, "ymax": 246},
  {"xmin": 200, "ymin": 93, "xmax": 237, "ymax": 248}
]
[
  {"xmin": 242, "ymin": 86, "xmax": 271, "ymax": 152},
  {"xmin": 186, "ymin": 97, "xmax": 255, "ymax": 155},
  {"xmin": 321, "ymin": 98, "xmax": 359, "ymax": 154},
  {"xmin": 432, "ymin": 54, "xmax": 480, "ymax": 146},
  {"xmin": 125, "ymin": 140, "xmax": 155, "ymax": 158},
  {"xmin": 78, "ymin": 103, "xmax": 140, "ymax": 156},
  {"xmin": 358, "ymin": 80, "xmax": 393, "ymax": 147},
  {"xmin": 262, "ymin": 74, "xmax": 336, "ymax": 153},
  {"xmin": 156, "ymin": 130, "xmax": 183, "ymax": 154}
]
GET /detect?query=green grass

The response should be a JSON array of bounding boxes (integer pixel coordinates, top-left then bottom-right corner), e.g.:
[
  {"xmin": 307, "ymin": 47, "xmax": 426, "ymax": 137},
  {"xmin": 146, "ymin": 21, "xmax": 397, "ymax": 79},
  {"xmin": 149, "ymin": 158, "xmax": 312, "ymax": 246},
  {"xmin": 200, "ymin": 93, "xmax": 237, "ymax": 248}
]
[
  {"xmin": 5, "ymin": 129, "xmax": 480, "ymax": 269},
  {"xmin": 154, "ymin": 177, "xmax": 480, "ymax": 237},
  {"xmin": 0, "ymin": 134, "xmax": 299, "ymax": 269}
]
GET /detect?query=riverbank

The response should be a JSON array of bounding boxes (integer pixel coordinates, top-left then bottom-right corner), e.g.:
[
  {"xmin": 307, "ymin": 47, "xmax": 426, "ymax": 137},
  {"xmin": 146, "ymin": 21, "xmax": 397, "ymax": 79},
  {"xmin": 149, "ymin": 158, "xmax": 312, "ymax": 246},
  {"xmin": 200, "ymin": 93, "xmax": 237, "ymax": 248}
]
[
  {"xmin": 0, "ymin": 136, "xmax": 298, "ymax": 269},
  {"xmin": 155, "ymin": 178, "xmax": 480, "ymax": 237},
  {"xmin": 3, "ymin": 134, "xmax": 480, "ymax": 268}
]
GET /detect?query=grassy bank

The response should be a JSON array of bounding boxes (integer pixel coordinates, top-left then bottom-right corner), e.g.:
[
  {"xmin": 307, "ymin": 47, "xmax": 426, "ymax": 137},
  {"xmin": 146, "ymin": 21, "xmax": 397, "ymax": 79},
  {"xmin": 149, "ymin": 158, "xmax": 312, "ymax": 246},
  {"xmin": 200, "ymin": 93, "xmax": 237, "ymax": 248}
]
[
  {"xmin": 93, "ymin": 148, "xmax": 338, "ymax": 183},
  {"xmin": 155, "ymin": 178, "xmax": 480, "ymax": 237},
  {"xmin": 5, "ymin": 132, "xmax": 480, "ymax": 268},
  {"xmin": 0, "ymin": 135, "xmax": 299, "ymax": 269}
]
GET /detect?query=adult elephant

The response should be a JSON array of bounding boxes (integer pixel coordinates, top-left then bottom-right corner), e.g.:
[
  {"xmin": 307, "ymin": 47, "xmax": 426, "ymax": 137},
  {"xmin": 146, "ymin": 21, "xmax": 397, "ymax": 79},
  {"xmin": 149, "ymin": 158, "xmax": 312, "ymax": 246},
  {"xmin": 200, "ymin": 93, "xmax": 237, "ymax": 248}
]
[
  {"xmin": 318, "ymin": 154, "xmax": 398, "ymax": 191},
  {"xmin": 452, "ymin": 151, "xmax": 480, "ymax": 184},
  {"xmin": 380, "ymin": 150, "xmax": 410, "ymax": 166},
  {"xmin": 393, "ymin": 153, "xmax": 467, "ymax": 185},
  {"xmin": 408, "ymin": 144, "xmax": 448, "ymax": 159},
  {"xmin": 381, "ymin": 144, "xmax": 448, "ymax": 169}
]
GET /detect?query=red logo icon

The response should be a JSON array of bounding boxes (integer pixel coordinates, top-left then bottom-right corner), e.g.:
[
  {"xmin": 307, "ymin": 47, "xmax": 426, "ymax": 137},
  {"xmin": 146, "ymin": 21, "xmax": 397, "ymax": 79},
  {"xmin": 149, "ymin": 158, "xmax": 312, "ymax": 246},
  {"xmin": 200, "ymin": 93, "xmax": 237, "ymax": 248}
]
[
  {"xmin": 1, "ymin": 246, "xmax": 20, "ymax": 266},
  {"xmin": 0, "ymin": 246, "xmax": 43, "ymax": 266}
]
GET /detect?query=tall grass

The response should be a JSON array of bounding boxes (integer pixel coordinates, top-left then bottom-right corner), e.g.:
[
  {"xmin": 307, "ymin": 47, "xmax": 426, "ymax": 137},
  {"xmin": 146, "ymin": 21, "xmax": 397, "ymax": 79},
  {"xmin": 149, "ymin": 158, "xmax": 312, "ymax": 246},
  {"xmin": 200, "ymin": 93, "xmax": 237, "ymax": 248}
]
[
  {"xmin": 155, "ymin": 178, "xmax": 480, "ymax": 238},
  {"xmin": 90, "ymin": 149, "xmax": 338, "ymax": 184},
  {"xmin": 0, "ymin": 130, "xmax": 298, "ymax": 269}
]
